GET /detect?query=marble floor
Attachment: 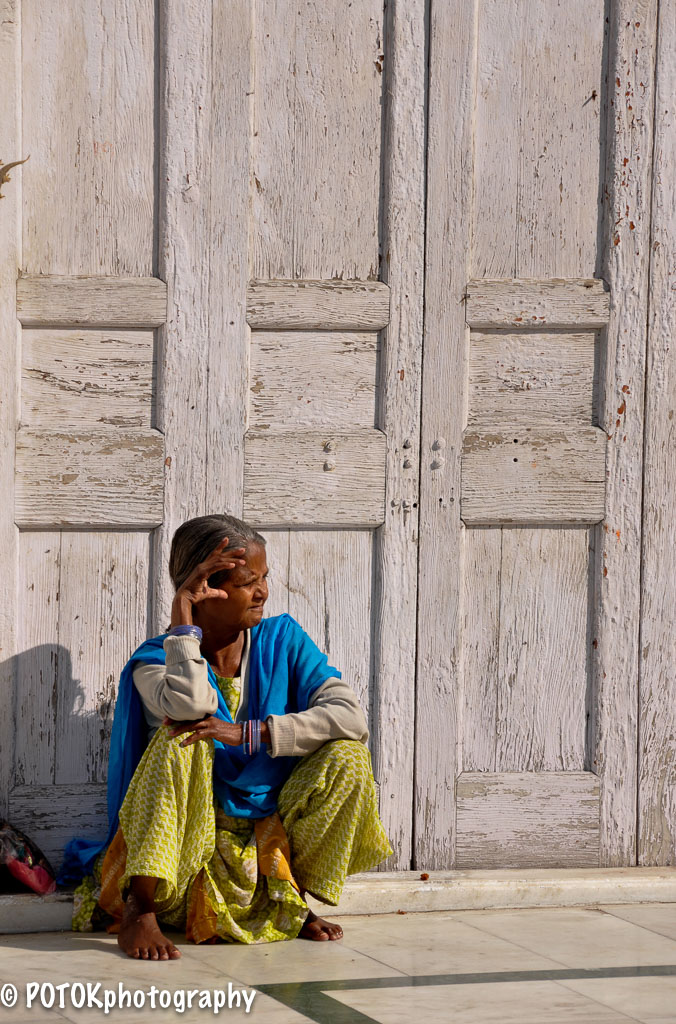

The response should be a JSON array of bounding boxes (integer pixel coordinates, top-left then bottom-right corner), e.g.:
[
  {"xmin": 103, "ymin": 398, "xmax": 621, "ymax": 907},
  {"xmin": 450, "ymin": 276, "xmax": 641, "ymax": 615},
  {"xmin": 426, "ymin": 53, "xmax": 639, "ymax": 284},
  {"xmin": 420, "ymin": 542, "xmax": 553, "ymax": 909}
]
[{"xmin": 1, "ymin": 903, "xmax": 676, "ymax": 1022}]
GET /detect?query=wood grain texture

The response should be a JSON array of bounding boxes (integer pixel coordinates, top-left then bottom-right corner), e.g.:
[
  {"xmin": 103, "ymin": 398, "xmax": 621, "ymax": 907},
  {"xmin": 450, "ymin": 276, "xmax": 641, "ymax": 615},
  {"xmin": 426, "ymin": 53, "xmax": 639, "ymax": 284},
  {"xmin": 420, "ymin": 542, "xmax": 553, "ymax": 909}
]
[
  {"xmin": 21, "ymin": 329, "xmax": 154, "ymax": 427},
  {"xmin": 456, "ymin": 772, "xmax": 600, "ymax": 869},
  {"xmin": 243, "ymin": 430, "xmax": 386, "ymax": 527},
  {"xmin": 249, "ymin": 332, "xmax": 378, "ymax": 430},
  {"xmin": 465, "ymin": 279, "xmax": 610, "ymax": 329},
  {"xmin": 14, "ymin": 535, "xmax": 61, "ymax": 788},
  {"xmin": 14, "ymin": 533, "xmax": 149, "ymax": 796},
  {"xmin": 15, "ymin": 428, "xmax": 165, "ymax": 528},
  {"xmin": 251, "ymin": 0, "xmax": 383, "ymax": 280},
  {"xmin": 246, "ymin": 282, "xmax": 390, "ymax": 331},
  {"xmin": 55, "ymin": 532, "xmax": 150, "ymax": 784},
  {"xmin": 637, "ymin": 0, "xmax": 676, "ymax": 865},
  {"xmin": 258, "ymin": 530, "xmax": 290, "ymax": 620},
  {"xmin": 21, "ymin": 0, "xmax": 155, "ymax": 276},
  {"xmin": 0, "ymin": 0, "xmax": 20, "ymax": 817},
  {"xmin": 495, "ymin": 529, "xmax": 591, "ymax": 771},
  {"xmin": 152, "ymin": 0, "xmax": 250, "ymax": 629},
  {"xmin": 16, "ymin": 276, "xmax": 167, "ymax": 327},
  {"xmin": 415, "ymin": 0, "xmax": 475, "ymax": 868},
  {"xmin": 359, "ymin": 0, "xmax": 426, "ymax": 868},
  {"xmin": 287, "ymin": 531, "xmax": 372, "ymax": 713},
  {"xmin": 461, "ymin": 427, "xmax": 607, "ymax": 525},
  {"xmin": 468, "ymin": 331, "xmax": 598, "ymax": 426},
  {"xmin": 593, "ymin": 0, "xmax": 658, "ymax": 865},
  {"xmin": 461, "ymin": 528, "xmax": 502, "ymax": 772},
  {"xmin": 463, "ymin": 528, "xmax": 591, "ymax": 774},
  {"xmin": 471, "ymin": 1, "xmax": 605, "ymax": 278},
  {"xmin": 8, "ymin": 784, "xmax": 107, "ymax": 869}
]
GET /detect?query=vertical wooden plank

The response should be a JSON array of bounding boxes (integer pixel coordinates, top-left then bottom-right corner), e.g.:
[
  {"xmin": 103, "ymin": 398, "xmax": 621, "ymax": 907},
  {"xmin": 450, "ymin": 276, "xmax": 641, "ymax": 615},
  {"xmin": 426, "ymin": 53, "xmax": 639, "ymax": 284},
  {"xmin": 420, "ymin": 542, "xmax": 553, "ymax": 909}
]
[
  {"xmin": 153, "ymin": 0, "xmax": 211, "ymax": 626},
  {"xmin": 204, "ymin": 0, "xmax": 250, "ymax": 518},
  {"xmin": 14, "ymin": 535, "xmax": 61, "ymax": 787},
  {"xmin": 638, "ymin": 0, "xmax": 676, "ymax": 865},
  {"xmin": 0, "ymin": 0, "xmax": 20, "ymax": 816},
  {"xmin": 462, "ymin": 528, "xmax": 501, "ymax": 771},
  {"xmin": 252, "ymin": 0, "xmax": 382, "ymax": 280},
  {"xmin": 21, "ymin": 0, "xmax": 155, "ymax": 275},
  {"xmin": 288, "ymin": 532, "xmax": 371, "ymax": 712},
  {"xmin": 496, "ymin": 529, "xmax": 589, "ymax": 772},
  {"xmin": 415, "ymin": 0, "xmax": 476, "ymax": 868},
  {"xmin": 55, "ymin": 533, "xmax": 150, "ymax": 785},
  {"xmin": 261, "ymin": 530, "xmax": 290, "ymax": 620},
  {"xmin": 472, "ymin": 0, "xmax": 604, "ymax": 278},
  {"xmin": 154, "ymin": 0, "xmax": 252, "ymax": 627},
  {"xmin": 370, "ymin": 0, "xmax": 425, "ymax": 869},
  {"xmin": 594, "ymin": 0, "xmax": 658, "ymax": 865}
]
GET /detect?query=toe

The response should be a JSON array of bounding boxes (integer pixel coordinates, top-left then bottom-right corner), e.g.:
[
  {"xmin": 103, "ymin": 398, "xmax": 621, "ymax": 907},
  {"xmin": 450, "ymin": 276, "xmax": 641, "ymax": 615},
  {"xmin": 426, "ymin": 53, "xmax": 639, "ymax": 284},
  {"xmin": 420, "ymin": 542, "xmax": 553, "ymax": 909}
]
[
  {"xmin": 140, "ymin": 948, "xmax": 149, "ymax": 960},
  {"xmin": 158, "ymin": 947, "xmax": 169, "ymax": 961},
  {"xmin": 169, "ymin": 947, "xmax": 182, "ymax": 959}
]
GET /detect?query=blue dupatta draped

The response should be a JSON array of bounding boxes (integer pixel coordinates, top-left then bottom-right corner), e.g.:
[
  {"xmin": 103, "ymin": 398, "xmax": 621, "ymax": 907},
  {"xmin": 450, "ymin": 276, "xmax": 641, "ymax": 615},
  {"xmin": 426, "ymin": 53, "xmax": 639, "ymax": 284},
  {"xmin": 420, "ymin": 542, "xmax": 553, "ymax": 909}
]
[{"xmin": 58, "ymin": 613, "xmax": 339, "ymax": 884}]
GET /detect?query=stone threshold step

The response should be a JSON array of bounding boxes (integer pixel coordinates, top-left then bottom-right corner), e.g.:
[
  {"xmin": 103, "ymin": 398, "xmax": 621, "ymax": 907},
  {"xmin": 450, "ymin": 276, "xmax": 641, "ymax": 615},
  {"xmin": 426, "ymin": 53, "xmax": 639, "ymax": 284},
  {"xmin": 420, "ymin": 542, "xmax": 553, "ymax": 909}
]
[{"xmin": 1, "ymin": 868, "xmax": 674, "ymax": 934}]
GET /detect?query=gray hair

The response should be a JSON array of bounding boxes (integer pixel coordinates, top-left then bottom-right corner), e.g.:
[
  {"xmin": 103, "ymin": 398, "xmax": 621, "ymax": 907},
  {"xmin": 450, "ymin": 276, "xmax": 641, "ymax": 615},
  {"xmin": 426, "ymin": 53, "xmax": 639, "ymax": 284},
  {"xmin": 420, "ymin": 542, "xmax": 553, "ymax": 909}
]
[{"xmin": 168, "ymin": 514, "xmax": 266, "ymax": 592}]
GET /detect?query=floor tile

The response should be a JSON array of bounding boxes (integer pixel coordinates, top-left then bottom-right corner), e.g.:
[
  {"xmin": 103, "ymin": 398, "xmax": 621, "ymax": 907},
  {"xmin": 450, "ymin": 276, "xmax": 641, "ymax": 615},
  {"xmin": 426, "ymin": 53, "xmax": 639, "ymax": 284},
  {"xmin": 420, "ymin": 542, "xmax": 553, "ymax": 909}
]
[
  {"xmin": 600, "ymin": 905, "xmax": 676, "ymax": 944},
  {"xmin": 449, "ymin": 908, "xmax": 676, "ymax": 968},
  {"xmin": 561, "ymin": 975, "xmax": 676, "ymax": 1022},
  {"xmin": 327, "ymin": 980, "xmax": 640, "ymax": 1024},
  {"xmin": 333, "ymin": 912, "xmax": 564, "ymax": 976},
  {"xmin": 181, "ymin": 935, "xmax": 405, "ymax": 985}
]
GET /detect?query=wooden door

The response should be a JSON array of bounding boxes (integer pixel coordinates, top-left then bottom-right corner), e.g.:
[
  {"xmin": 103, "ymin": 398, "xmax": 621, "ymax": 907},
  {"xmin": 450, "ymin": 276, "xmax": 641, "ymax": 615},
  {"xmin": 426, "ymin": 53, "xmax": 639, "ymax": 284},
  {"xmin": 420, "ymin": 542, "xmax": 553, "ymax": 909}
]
[
  {"xmin": 415, "ymin": 0, "xmax": 661, "ymax": 869},
  {"xmin": 0, "ymin": 0, "xmax": 425, "ymax": 871}
]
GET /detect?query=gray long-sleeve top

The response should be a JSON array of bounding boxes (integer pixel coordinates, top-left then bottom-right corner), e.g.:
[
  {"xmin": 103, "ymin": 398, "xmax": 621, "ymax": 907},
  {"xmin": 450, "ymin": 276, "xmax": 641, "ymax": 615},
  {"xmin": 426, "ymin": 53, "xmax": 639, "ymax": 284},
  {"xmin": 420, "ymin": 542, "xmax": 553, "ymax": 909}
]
[{"xmin": 132, "ymin": 632, "xmax": 368, "ymax": 758}]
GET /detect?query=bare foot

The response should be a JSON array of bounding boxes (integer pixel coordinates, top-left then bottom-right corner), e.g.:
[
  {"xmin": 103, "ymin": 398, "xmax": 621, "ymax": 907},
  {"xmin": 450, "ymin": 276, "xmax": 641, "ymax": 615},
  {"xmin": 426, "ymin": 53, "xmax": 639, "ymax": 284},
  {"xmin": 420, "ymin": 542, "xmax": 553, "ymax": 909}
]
[
  {"xmin": 117, "ymin": 894, "xmax": 181, "ymax": 961},
  {"xmin": 299, "ymin": 909, "xmax": 343, "ymax": 941}
]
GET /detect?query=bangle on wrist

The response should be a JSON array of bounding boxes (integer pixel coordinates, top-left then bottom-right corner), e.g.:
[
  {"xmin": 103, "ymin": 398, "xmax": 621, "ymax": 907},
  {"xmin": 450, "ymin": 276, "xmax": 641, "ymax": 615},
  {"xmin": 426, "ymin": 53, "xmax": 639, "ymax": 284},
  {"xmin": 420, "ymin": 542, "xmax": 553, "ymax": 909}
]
[{"xmin": 167, "ymin": 624, "xmax": 203, "ymax": 642}]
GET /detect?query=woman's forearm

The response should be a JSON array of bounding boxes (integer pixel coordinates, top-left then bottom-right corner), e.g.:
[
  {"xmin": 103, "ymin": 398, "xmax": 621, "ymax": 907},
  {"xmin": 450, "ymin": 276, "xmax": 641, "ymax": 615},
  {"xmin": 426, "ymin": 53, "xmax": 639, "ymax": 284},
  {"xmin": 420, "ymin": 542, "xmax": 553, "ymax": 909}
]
[{"xmin": 170, "ymin": 595, "xmax": 194, "ymax": 628}]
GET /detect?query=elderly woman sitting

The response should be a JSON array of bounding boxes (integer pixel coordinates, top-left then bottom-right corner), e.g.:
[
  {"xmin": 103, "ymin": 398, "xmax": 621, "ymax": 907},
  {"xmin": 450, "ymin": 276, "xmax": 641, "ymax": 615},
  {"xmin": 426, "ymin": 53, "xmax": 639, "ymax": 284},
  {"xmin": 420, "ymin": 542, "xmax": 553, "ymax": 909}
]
[{"xmin": 62, "ymin": 514, "xmax": 392, "ymax": 959}]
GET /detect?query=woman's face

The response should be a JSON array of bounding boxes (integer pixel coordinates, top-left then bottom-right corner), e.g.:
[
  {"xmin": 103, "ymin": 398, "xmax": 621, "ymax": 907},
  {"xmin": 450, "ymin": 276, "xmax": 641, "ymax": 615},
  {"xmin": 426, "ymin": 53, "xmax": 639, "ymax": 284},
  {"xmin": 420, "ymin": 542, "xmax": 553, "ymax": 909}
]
[{"xmin": 195, "ymin": 542, "xmax": 269, "ymax": 633}]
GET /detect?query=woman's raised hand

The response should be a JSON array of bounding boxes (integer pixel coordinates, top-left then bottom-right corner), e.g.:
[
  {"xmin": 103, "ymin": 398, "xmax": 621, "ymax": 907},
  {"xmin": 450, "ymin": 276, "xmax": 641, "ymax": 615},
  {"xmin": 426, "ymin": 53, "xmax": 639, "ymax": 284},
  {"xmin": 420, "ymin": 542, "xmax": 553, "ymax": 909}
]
[{"xmin": 171, "ymin": 537, "xmax": 246, "ymax": 626}]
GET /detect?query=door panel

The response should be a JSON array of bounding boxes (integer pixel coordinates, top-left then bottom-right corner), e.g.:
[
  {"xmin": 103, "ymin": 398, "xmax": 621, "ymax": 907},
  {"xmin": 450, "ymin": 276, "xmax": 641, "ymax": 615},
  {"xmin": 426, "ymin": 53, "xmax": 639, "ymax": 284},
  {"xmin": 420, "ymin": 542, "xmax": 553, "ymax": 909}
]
[{"xmin": 416, "ymin": 0, "xmax": 649, "ymax": 869}]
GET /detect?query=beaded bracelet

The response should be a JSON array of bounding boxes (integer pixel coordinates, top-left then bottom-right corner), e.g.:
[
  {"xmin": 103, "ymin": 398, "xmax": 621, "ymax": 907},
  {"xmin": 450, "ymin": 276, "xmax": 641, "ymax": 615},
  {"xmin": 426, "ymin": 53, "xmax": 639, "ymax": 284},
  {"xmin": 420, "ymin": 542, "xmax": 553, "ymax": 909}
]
[{"xmin": 168, "ymin": 624, "xmax": 203, "ymax": 642}]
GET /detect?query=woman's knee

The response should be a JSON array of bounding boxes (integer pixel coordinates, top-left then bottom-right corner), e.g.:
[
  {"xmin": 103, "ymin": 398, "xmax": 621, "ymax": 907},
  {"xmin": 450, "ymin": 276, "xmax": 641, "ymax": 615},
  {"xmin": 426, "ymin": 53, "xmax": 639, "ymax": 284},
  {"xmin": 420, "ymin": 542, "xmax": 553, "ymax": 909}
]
[{"xmin": 316, "ymin": 739, "xmax": 372, "ymax": 784}]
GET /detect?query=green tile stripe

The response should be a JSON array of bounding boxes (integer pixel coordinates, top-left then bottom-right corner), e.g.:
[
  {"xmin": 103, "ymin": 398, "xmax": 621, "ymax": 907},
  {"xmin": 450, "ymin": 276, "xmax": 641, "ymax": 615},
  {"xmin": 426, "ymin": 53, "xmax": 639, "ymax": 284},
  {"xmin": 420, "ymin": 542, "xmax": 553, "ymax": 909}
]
[{"xmin": 257, "ymin": 964, "xmax": 676, "ymax": 1024}]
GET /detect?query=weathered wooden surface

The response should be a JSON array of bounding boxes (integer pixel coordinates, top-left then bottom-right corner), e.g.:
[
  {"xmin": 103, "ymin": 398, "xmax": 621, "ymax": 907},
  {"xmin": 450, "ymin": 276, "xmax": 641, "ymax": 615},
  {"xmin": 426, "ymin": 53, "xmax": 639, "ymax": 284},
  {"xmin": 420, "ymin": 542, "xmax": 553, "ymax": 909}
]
[
  {"xmin": 456, "ymin": 773, "xmax": 600, "ymax": 869},
  {"xmin": 638, "ymin": 0, "xmax": 676, "ymax": 865},
  {"xmin": 8, "ymin": 785, "xmax": 107, "ymax": 867},
  {"xmin": 251, "ymin": 2, "xmax": 382, "ymax": 281},
  {"xmin": 415, "ymin": 0, "xmax": 475, "ymax": 868},
  {"xmin": 471, "ymin": 2, "xmax": 604, "ymax": 279},
  {"xmin": 14, "ymin": 532, "xmax": 149, "ymax": 798},
  {"xmin": 247, "ymin": 281, "xmax": 390, "ymax": 331},
  {"xmin": 468, "ymin": 331, "xmax": 599, "ymax": 426},
  {"xmin": 21, "ymin": 0, "xmax": 155, "ymax": 276},
  {"xmin": 461, "ymin": 427, "xmax": 607, "ymax": 525},
  {"xmin": 463, "ymin": 528, "xmax": 591, "ymax": 773},
  {"xmin": 21, "ymin": 329, "xmax": 154, "ymax": 427},
  {"xmin": 152, "ymin": 0, "xmax": 250, "ymax": 629},
  {"xmin": 15, "ymin": 428, "xmax": 165, "ymax": 528},
  {"xmin": 418, "ymin": 0, "xmax": 611, "ymax": 869},
  {"xmin": 0, "ymin": 0, "xmax": 20, "ymax": 819},
  {"xmin": 244, "ymin": 431, "xmax": 386, "ymax": 527},
  {"xmin": 369, "ymin": 0, "xmax": 425, "ymax": 869},
  {"xmin": 16, "ymin": 277, "xmax": 167, "ymax": 327},
  {"xmin": 249, "ymin": 332, "xmax": 378, "ymax": 430},
  {"xmin": 465, "ymin": 279, "xmax": 609, "ymax": 329},
  {"xmin": 593, "ymin": 0, "xmax": 658, "ymax": 866}
]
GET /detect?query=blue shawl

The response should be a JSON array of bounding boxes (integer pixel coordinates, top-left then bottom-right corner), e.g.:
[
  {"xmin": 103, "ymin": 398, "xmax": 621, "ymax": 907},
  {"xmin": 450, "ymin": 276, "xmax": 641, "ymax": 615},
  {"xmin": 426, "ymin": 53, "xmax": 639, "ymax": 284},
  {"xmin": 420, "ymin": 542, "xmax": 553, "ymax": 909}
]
[{"xmin": 58, "ymin": 613, "xmax": 339, "ymax": 884}]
